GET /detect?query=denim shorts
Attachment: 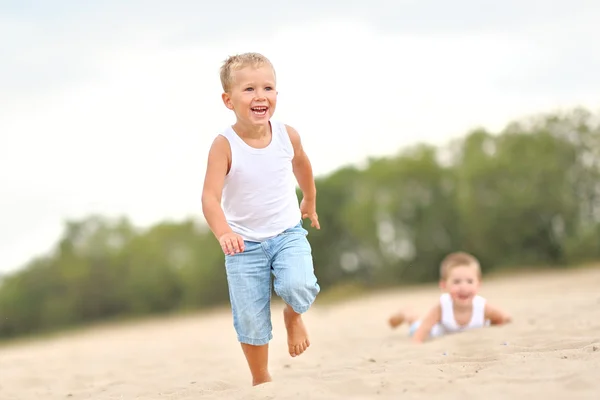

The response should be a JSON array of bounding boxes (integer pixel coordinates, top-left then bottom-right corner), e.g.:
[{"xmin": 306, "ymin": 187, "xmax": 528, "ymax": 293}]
[
  {"xmin": 408, "ymin": 320, "xmax": 490, "ymax": 339},
  {"xmin": 408, "ymin": 320, "xmax": 446, "ymax": 338},
  {"xmin": 224, "ymin": 221, "xmax": 320, "ymax": 346}
]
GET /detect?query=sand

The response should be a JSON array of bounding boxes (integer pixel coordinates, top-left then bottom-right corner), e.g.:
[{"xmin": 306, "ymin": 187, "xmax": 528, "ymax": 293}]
[{"xmin": 1, "ymin": 267, "xmax": 599, "ymax": 400}]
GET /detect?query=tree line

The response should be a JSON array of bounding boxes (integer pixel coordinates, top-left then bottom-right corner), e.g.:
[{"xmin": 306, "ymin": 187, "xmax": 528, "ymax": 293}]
[{"xmin": 1, "ymin": 107, "xmax": 599, "ymax": 339}]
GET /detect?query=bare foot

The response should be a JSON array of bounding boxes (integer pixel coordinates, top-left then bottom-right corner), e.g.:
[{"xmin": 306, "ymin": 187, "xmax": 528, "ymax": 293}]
[
  {"xmin": 252, "ymin": 374, "xmax": 273, "ymax": 386},
  {"xmin": 388, "ymin": 309, "xmax": 417, "ymax": 329},
  {"xmin": 283, "ymin": 305, "xmax": 310, "ymax": 357},
  {"xmin": 388, "ymin": 312, "xmax": 405, "ymax": 328}
]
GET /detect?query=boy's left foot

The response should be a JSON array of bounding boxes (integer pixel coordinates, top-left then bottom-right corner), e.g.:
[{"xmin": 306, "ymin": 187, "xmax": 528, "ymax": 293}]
[{"xmin": 283, "ymin": 305, "xmax": 310, "ymax": 357}]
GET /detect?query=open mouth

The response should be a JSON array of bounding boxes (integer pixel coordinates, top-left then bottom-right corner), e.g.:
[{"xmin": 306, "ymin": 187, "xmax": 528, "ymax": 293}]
[
  {"xmin": 251, "ymin": 106, "xmax": 268, "ymax": 116},
  {"xmin": 457, "ymin": 294, "xmax": 471, "ymax": 300}
]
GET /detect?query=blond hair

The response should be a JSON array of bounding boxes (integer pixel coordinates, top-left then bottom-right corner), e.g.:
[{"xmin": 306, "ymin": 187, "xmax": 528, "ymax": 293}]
[
  {"xmin": 219, "ymin": 52, "xmax": 275, "ymax": 92},
  {"xmin": 439, "ymin": 251, "xmax": 481, "ymax": 280}
]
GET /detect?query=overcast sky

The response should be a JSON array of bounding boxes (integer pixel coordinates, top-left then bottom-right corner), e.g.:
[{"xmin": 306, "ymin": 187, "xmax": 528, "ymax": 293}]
[{"xmin": 1, "ymin": 0, "xmax": 599, "ymax": 273}]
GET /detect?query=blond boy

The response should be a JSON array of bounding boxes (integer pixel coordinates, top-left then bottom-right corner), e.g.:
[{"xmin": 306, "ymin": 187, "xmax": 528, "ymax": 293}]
[
  {"xmin": 201, "ymin": 53, "xmax": 320, "ymax": 385},
  {"xmin": 388, "ymin": 252, "xmax": 511, "ymax": 343}
]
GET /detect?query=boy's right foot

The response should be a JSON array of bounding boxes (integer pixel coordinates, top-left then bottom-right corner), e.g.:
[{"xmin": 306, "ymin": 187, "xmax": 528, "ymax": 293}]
[
  {"xmin": 388, "ymin": 312, "xmax": 406, "ymax": 328},
  {"xmin": 388, "ymin": 310, "xmax": 417, "ymax": 328},
  {"xmin": 252, "ymin": 373, "xmax": 273, "ymax": 386}
]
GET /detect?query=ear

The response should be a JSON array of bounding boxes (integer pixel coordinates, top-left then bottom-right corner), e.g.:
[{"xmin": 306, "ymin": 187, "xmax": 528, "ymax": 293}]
[
  {"xmin": 439, "ymin": 280, "xmax": 446, "ymax": 290},
  {"xmin": 221, "ymin": 92, "xmax": 234, "ymax": 110}
]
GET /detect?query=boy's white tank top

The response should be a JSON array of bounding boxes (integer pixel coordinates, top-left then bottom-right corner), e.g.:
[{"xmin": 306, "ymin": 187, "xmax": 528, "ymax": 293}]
[
  {"xmin": 219, "ymin": 121, "xmax": 301, "ymax": 242},
  {"xmin": 439, "ymin": 293, "xmax": 487, "ymax": 333}
]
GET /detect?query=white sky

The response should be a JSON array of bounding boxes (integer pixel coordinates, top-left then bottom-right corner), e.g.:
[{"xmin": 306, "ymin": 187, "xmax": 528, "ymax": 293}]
[{"xmin": 1, "ymin": 1, "xmax": 600, "ymax": 273}]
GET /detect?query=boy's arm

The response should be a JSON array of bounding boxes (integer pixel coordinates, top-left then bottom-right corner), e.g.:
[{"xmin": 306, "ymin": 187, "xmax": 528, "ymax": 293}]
[
  {"xmin": 484, "ymin": 303, "xmax": 512, "ymax": 325},
  {"xmin": 287, "ymin": 124, "xmax": 316, "ymax": 200},
  {"xmin": 412, "ymin": 304, "xmax": 441, "ymax": 344},
  {"xmin": 286, "ymin": 124, "xmax": 320, "ymax": 229},
  {"xmin": 201, "ymin": 136, "xmax": 244, "ymax": 254}
]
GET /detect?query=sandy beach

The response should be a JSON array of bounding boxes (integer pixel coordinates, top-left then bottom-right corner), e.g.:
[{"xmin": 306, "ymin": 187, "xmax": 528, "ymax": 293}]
[{"xmin": 1, "ymin": 266, "xmax": 599, "ymax": 400}]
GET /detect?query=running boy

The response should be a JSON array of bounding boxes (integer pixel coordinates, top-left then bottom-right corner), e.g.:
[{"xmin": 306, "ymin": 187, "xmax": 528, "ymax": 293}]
[
  {"xmin": 388, "ymin": 252, "xmax": 511, "ymax": 343},
  {"xmin": 201, "ymin": 52, "xmax": 321, "ymax": 386}
]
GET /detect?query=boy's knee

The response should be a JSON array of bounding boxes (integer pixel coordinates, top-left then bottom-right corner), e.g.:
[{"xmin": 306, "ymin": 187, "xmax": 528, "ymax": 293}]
[{"xmin": 275, "ymin": 276, "xmax": 320, "ymax": 314}]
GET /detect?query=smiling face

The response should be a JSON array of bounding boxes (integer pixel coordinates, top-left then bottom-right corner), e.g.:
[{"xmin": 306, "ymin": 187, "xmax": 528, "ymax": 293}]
[
  {"xmin": 221, "ymin": 64, "xmax": 277, "ymax": 127},
  {"xmin": 440, "ymin": 264, "xmax": 481, "ymax": 307}
]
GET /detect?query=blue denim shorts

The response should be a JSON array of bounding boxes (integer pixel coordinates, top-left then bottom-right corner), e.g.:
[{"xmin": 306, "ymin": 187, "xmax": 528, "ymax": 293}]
[
  {"xmin": 408, "ymin": 320, "xmax": 490, "ymax": 339},
  {"xmin": 224, "ymin": 221, "xmax": 320, "ymax": 346},
  {"xmin": 408, "ymin": 320, "xmax": 446, "ymax": 338}
]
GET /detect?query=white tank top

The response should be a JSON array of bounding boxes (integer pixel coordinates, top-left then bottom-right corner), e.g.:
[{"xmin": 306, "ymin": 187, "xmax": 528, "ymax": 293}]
[
  {"xmin": 439, "ymin": 293, "xmax": 487, "ymax": 333},
  {"xmin": 219, "ymin": 121, "xmax": 301, "ymax": 242}
]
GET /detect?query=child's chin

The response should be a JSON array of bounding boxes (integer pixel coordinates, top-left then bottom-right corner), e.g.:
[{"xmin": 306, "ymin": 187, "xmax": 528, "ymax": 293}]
[{"xmin": 454, "ymin": 296, "xmax": 472, "ymax": 303}]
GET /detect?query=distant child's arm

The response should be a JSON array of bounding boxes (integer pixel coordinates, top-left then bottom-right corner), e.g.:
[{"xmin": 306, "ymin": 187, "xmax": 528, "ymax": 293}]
[
  {"xmin": 201, "ymin": 136, "xmax": 244, "ymax": 254},
  {"xmin": 286, "ymin": 124, "xmax": 320, "ymax": 229},
  {"xmin": 412, "ymin": 305, "xmax": 441, "ymax": 344},
  {"xmin": 484, "ymin": 303, "xmax": 512, "ymax": 325}
]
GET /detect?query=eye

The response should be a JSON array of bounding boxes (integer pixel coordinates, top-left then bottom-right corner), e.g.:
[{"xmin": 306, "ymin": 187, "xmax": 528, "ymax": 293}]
[
  {"xmin": 467, "ymin": 279, "xmax": 473, "ymax": 284},
  {"xmin": 244, "ymin": 87, "xmax": 254, "ymax": 91},
  {"xmin": 453, "ymin": 279, "xmax": 460, "ymax": 284},
  {"xmin": 265, "ymin": 86, "xmax": 273, "ymax": 91}
]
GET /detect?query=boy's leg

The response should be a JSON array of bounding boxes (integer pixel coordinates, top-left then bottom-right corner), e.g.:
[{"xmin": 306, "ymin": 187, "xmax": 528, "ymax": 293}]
[
  {"xmin": 270, "ymin": 223, "xmax": 320, "ymax": 357},
  {"xmin": 240, "ymin": 343, "xmax": 270, "ymax": 386},
  {"xmin": 224, "ymin": 241, "xmax": 273, "ymax": 385}
]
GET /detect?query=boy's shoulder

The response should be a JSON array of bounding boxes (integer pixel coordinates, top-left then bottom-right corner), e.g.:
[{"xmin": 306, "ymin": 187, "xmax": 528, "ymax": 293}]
[
  {"xmin": 216, "ymin": 124, "xmax": 234, "ymax": 139},
  {"xmin": 208, "ymin": 131, "xmax": 232, "ymax": 158},
  {"xmin": 268, "ymin": 120, "xmax": 298, "ymax": 132},
  {"xmin": 270, "ymin": 120, "xmax": 295, "ymax": 136},
  {"xmin": 278, "ymin": 122, "xmax": 303, "ymax": 148}
]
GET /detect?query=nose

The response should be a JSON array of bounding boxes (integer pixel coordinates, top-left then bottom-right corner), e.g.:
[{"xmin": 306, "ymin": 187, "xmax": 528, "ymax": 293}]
[{"xmin": 254, "ymin": 88, "xmax": 267, "ymax": 100}]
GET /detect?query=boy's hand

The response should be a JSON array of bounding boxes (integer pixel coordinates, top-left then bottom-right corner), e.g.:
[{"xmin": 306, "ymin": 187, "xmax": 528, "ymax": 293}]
[
  {"xmin": 219, "ymin": 232, "xmax": 245, "ymax": 255},
  {"xmin": 300, "ymin": 197, "xmax": 320, "ymax": 229}
]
